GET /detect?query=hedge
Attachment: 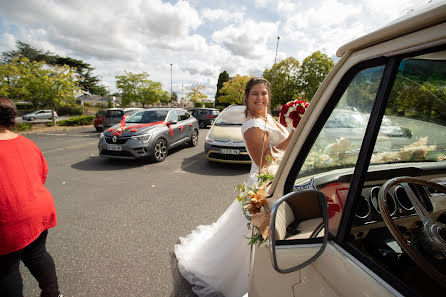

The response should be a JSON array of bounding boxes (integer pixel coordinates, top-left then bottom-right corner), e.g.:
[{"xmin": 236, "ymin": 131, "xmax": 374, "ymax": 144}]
[
  {"xmin": 56, "ymin": 105, "xmax": 83, "ymax": 116},
  {"xmin": 13, "ymin": 123, "xmax": 33, "ymax": 131},
  {"xmin": 57, "ymin": 115, "xmax": 94, "ymax": 126}
]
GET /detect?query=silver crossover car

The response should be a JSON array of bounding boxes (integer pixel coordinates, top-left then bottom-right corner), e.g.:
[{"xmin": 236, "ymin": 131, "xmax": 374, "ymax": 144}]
[{"xmin": 98, "ymin": 108, "xmax": 199, "ymax": 162}]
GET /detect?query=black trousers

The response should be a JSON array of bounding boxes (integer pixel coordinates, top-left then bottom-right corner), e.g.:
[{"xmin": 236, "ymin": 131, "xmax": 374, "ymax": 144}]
[{"xmin": 0, "ymin": 230, "xmax": 60, "ymax": 297}]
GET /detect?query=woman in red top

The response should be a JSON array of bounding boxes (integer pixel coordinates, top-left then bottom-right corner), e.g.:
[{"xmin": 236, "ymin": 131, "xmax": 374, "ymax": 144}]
[{"xmin": 0, "ymin": 97, "xmax": 62, "ymax": 297}]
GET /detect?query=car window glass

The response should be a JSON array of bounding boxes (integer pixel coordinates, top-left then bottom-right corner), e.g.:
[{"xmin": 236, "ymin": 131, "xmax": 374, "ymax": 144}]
[
  {"xmin": 106, "ymin": 110, "xmax": 123, "ymax": 117},
  {"xmin": 126, "ymin": 110, "xmax": 168, "ymax": 123},
  {"xmin": 167, "ymin": 111, "xmax": 179, "ymax": 123},
  {"xmin": 348, "ymin": 50, "xmax": 446, "ymax": 297},
  {"xmin": 215, "ymin": 107, "xmax": 245, "ymax": 125},
  {"xmin": 178, "ymin": 111, "xmax": 190, "ymax": 121},
  {"xmin": 293, "ymin": 65, "xmax": 385, "ymax": 236}
]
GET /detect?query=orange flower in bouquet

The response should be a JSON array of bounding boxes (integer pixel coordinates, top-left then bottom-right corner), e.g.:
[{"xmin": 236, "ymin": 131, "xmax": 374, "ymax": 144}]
[{"xmin": 279, "ymin": 99, "xmax": 309, "ymax": 132}]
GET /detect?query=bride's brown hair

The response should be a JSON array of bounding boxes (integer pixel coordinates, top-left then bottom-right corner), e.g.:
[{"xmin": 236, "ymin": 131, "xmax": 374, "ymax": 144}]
[{"xmin": 243, "ymin": 77, "xmax": 272, "ymax": 119}]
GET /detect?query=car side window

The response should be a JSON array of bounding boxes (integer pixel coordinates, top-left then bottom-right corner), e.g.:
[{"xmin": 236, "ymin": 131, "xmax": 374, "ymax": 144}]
[
  {"xmin": 167, "ymin": 111, "xmax": 179, "ymax": 123},
  {"xmin": 178, "ymin": 111, "xmax": 190, "ymax": 121},
  {"xmin": 293, "ymin": 65, "xmax": 385, "ymax": 236}
]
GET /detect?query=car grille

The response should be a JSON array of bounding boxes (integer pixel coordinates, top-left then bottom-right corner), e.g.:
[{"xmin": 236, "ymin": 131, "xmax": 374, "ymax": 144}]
[
  {"xmin": 208, "ymin": 152, "xmax": 251, "ymax": 161},
  {"xmin": 101, "ymin": 150, "xmax": 134, "ymax": 157},
  {"xmin": 105, "ymin": 137, "xmax": 129, "ymax": 144}
]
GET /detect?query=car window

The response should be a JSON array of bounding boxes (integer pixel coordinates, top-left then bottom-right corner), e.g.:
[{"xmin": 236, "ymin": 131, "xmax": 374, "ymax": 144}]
[
  {"xmin": 178, "ymin": 110, "xmax": 190, "ymax": 121},
  {"xmin": 210, "ymin": 110, "xmax": 220, "ymax": 116},
  {"xmin": 96, "ymin": 110, "xmax": 106, "ymax": 117},
  {"xmin": 167, "ymin": 110, "xmax": 179, "ymax": 123},
  {"xmin": 214, "ymin": 107, "xmax": 245, "ymax": 126},
  {"xmin": 294, "ymin": 65, "xmax": 385, "ymax": 235},
  {"xmin": 106, "ymin": 110, "xmax": 124, "ymax": 118},
  {"xmin": 126, "ymin": 110, "xmax": 168, "ymax": 123}
]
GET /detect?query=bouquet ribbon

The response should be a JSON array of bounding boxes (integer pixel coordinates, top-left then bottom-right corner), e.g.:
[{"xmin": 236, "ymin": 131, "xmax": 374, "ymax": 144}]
[{"xmin": 108, "ymin": 119, "xmax": 178, "ymax": 136}]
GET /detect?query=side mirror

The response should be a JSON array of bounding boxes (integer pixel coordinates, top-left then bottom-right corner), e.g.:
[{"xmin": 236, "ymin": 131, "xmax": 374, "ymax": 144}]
[
  {"xmin": 168, "ymin": 120, "xmax": 177, "ymax": 125},
  {"xmin": 269, "ymin": 190, "xmax": 329, "ymax": 273}
]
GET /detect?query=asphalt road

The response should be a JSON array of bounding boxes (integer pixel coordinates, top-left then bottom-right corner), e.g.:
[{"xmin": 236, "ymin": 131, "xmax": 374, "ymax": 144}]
[{"xmin": 20, "ymin": 126, "xmax": 251, "ymax": 297}]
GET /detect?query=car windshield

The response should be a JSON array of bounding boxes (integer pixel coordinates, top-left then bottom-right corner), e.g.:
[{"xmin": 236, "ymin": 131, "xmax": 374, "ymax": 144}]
[
  {"xmin": 214, "ymin": 107, "xmax": 245, "ymax": 126},
  {"xmin": 125, "ymin": 110, "xmax": 168, "ymax": 123}
]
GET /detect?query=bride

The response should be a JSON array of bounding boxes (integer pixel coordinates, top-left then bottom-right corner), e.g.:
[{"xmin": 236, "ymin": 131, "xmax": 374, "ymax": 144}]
[{"xmin": 175, "ymin": 77, "xmax": 293, "ymax": 297}]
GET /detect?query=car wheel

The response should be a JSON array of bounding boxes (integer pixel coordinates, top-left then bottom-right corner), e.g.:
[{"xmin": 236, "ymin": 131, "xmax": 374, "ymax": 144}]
[
  {"xmin": 29, "ymin": 116, "xmax": 36, "ymax": 121},
  {"xmin": 189, "ymin": 129, "xmax": 199, "ymax": 147},
  {"xmin": 199, "ymin": 121, "xmax": 206, "ymax": 129},
  {"xmin": 153, "ymin": 139, "xmax": 168, "ymax": 162}
]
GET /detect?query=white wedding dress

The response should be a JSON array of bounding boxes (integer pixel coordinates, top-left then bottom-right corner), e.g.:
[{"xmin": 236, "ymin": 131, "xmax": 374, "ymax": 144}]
[{"xmin": 175, "ymin": 114, "xmax": 289, "ymax": 297}]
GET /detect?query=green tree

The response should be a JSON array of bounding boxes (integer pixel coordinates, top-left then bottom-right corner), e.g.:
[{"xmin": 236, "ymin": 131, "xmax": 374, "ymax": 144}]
[
  {"xmin": 298, "ymin": 51, "xmax": 334, "ymax": 101},
  {"xmin": 263, "ymin": 57, "xmax": 300, "ymax": 107},
  {"xmin": 115, "ymin": 71, "xmax": 165, "ymax": 108},
  {"xmin": 5, "ymin": 56, "xmax": 81, "ymax": 125},
  {"xmin": 218, "ymin": 74, "xmax": 253, "ymax": 105},
  {"xmin": 215, "ymin": 70, "xmax": 230, "ymax": 106},
  {"xmin": 2, "ymin": 41, "xmax": 106, "ymax": 96},
  {"xmin": 160, "ymin": 91, "xmax": 171, "ymax": 106},
  {"xmin": 186, "ymin": 85, "xmax": 207, "ymax": 106}
]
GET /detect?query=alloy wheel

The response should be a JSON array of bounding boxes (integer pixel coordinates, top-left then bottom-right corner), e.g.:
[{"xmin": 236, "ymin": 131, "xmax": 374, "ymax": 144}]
[{"xmin": 153, "ymin": 139, "xmax": 167, "ymax": 162}]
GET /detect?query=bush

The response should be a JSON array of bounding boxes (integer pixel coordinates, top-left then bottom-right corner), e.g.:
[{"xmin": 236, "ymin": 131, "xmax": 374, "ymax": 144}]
[
  {"xmin": 215, "ymin": 105, "xmax": 226, "ymax": 112},
  {"xmin": 56, "ymin": 105, "xmax": 83, "ymax": 116},
  {"xmin": 13, "ymin": 123, "xmax": 32, "ymax": 131},
  {"xmin": 204, "ymin": 102, "xmax": 215, "ymax": 108},
  {"xmin": 57, "ymin": 115, "xmax": 94, "ymax": 126}
]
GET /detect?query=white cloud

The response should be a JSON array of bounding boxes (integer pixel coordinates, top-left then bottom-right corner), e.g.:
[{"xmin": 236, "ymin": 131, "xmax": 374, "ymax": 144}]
[
  {"xmin": 0, "ymin": 0, "xmax": 434, "ymax": 98},
  {"xmin": 211, "ymin": 19, "xmax": 278, "ymax": 59}
]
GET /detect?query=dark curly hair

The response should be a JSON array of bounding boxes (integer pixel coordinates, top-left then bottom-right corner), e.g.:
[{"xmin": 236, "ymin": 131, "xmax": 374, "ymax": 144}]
[
  {"xmin": 0, "ymin": 97, "xmax": 17, "ymax": 128},
  {"xmin": 243, "ymin": 77, "xmax": 272, "ymax": 119}
]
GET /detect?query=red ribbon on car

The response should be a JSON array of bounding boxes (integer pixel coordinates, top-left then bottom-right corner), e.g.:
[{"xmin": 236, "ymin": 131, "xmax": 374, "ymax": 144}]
[{"xmin": 108, "ymin": 120, "xmax": 174, "ymax": 136}]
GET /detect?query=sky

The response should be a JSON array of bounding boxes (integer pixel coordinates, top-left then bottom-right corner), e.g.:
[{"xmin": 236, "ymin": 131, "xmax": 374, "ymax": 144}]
[{"xmin": 0, "ymin": 0, "xmax": 440, "ymax": 100}]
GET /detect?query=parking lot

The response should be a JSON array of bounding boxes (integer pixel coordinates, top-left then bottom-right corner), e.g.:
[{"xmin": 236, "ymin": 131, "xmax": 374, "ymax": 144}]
[{"xmin": 20, "ymin": 127, "xmax": 250, "ymax": 297}]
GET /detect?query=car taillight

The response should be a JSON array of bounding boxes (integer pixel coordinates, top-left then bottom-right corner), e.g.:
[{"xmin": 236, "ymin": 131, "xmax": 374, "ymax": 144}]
[{"xmin": 206, "ymin": 115, "xmax": 216, "ymax": 118}]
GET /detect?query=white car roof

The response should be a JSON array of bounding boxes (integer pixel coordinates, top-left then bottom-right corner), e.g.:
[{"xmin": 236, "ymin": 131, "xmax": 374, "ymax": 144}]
[{"xmin": 337, "ymin": 1, "xmax": 446, "ymax": 57}]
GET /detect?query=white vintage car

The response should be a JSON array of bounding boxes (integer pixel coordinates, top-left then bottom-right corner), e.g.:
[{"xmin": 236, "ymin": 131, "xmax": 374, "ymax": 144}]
[{"xmin": 249, "ymin": 2, "xmax": 446, "ymax": 297}]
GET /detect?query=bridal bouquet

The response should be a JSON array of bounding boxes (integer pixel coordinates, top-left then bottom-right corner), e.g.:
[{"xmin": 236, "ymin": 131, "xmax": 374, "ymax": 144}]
[
  {"xmin": 235, "ymin": 155, "xmax": 280, "ymax": 246},
  {"xmin": 279, "ymin": 99, "xmax": 309, "ymax": 133}
]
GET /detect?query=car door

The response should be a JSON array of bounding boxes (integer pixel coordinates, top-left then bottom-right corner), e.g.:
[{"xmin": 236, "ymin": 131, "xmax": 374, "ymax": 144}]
[
  {"xmin": 166, "ymin": 110, "xmax": 182, "ymax": 145},
  {"xmin": 248, "ymin": 25, "xmax": 446, "ymax": 297},
  {"xmin": 35, "ymin": 110, "xmax": 47, "ymax": 119},
  {"xmin": 177, "ymin": 110, "xmax": 193, "ymax": 141}
]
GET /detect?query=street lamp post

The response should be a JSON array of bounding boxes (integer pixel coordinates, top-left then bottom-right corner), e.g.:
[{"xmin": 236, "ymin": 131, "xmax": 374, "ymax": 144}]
[{"xmin": 170, "ymin": 64, "xmax": 173, "ymax": 107}]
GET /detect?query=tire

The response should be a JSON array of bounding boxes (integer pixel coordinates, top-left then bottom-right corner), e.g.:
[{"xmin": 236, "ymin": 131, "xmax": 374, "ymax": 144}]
[
  {"xmin": 153, "ymin": 139, "xmax": 168, "ymax": 162},
  {"xmin": 189, "ymin": 129, "xmax": 199, "ymax": 147},
  {"xmin": 29, "ymin": 116, "xmax": 36, "ymax": 121},
  {"xmin": 199, "ymin": 121, "xmax": 206, "ymax": 129}
]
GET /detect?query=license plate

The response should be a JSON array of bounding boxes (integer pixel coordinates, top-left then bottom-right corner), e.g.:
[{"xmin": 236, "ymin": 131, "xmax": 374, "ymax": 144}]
[
  {"xmin": 220, "ymin": 148, "xmax": 240, "ymax": 155},
  {"xmin": 107, "ymin": 144, "xmax": 122, "ymax": 151}
]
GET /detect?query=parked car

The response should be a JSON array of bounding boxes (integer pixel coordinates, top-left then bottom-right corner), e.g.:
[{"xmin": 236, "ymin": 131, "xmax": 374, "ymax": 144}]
[
  {"xmin": 98, "ymin": 108, "xmax": 199, "ymax": 162},
  {"xmin": 190, "ymin": 108, "xmax": 220, "ymax": 128},
  {"xmin": 249, "ymin": 3, "xmax": 446, "ymax": 297},
  {"xmin": 102, "ymin": 107, "xmax": 143, "ymax": 130},
  {"xmin": 204, "ymin": 105, "xmax": 251, "ymax": 164},
  {"xmin": 22, "ymin": 110, "xmax": 58, "ymax": 121},
  {"xmin": 93, "ymin": 109, "xmax": 106, "ymax": 132}
]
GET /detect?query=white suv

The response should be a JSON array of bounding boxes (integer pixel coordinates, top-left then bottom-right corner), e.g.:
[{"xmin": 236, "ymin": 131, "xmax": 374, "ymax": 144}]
[{"xmin": 250, "ymin": 2, "xmax": 446, "ymax": 297}]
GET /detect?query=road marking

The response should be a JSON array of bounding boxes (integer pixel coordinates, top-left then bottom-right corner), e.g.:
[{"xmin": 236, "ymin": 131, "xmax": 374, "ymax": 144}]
[{"xmin": 42, "ymin": 141, "xmax": 97, "ymax": 154}]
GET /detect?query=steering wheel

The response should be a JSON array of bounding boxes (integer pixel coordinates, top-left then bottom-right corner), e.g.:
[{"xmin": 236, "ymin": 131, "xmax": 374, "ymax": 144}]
[{"xmin": 379, "ymin": 177, "xmax": 446, "ymax": 286}]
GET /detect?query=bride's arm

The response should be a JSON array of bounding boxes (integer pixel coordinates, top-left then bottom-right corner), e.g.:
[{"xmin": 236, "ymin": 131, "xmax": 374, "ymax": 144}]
[{"xmin": 244, "ymin": 127, "xmax": 294, "ymax": 168}]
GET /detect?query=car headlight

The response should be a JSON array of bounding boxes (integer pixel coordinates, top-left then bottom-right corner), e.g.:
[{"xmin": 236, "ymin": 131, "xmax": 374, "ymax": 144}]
[
  {"xmin": 100, "ymin": 133, "xmax": 105, "ymax": 140},
  {"xmin": 205, "ymin": 132, "xmax": 215, "ymax": 144},
  {"xmin": 132, "ymin": 133, "xmax": 152, "ymax": 143}
]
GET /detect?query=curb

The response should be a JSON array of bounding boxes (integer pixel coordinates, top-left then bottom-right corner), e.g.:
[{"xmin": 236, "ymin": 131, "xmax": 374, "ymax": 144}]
[{"xmin": 17, "ymin": 125, "xmax": 95, "ymax": 135}]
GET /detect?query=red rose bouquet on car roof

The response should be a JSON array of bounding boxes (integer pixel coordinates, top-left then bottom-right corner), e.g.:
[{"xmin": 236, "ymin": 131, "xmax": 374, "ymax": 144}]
[{"xmin": 279, "ymin": 99, "xmax": 309, "ymax": 133}]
